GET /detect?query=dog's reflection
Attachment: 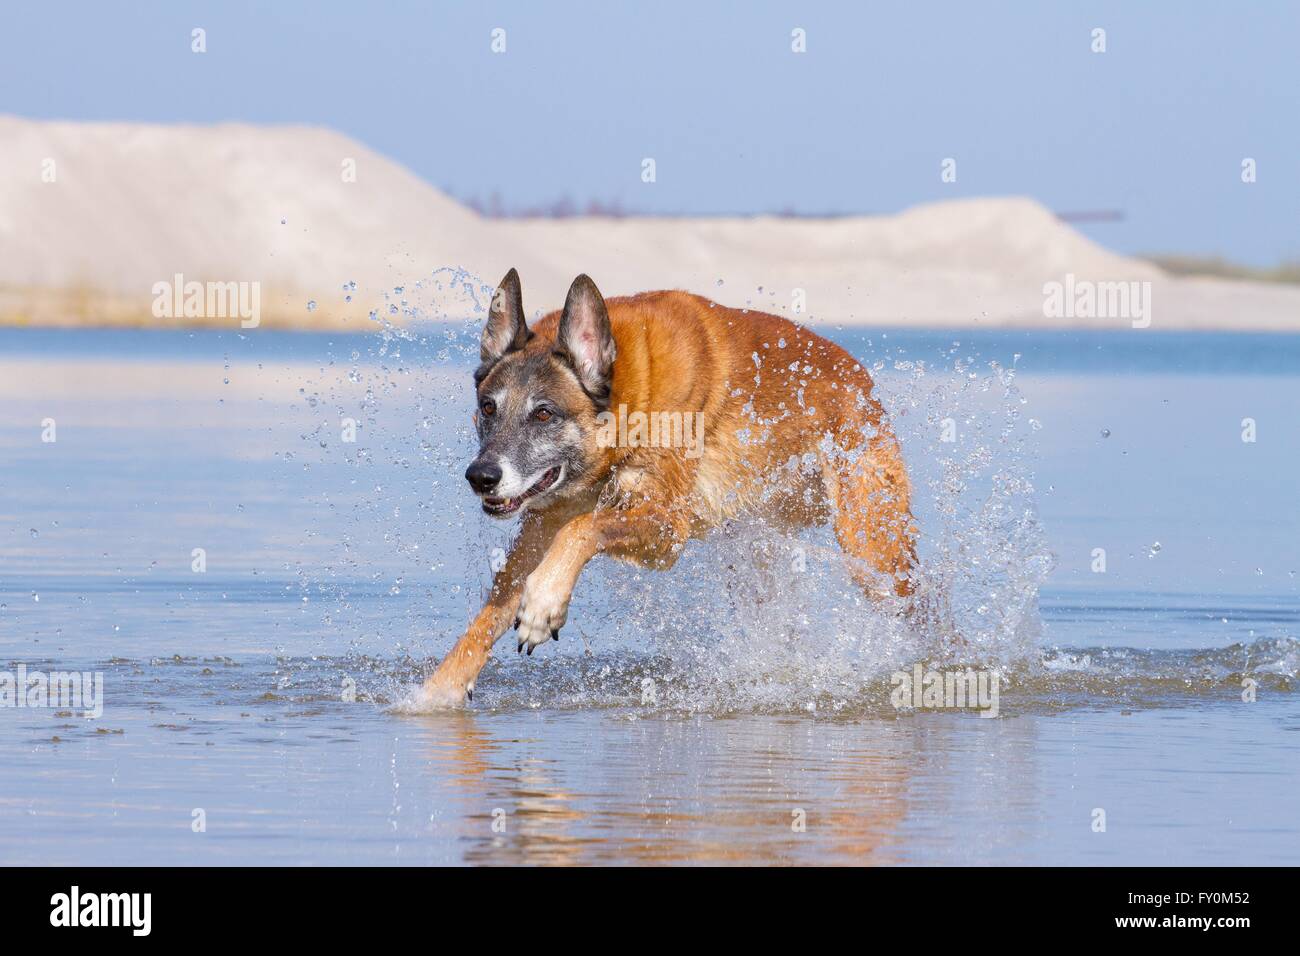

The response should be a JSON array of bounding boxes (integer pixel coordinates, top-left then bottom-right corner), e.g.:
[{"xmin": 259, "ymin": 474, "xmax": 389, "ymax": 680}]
[{"xmin": 413, "ymin": 710, "xmax": 966, "ymax": 866}]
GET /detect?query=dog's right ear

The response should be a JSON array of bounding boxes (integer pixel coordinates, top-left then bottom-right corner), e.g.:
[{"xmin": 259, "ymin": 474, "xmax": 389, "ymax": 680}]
[{"xmin": 480, "ymin": 268, "xmax": 530, "ymax": 367}]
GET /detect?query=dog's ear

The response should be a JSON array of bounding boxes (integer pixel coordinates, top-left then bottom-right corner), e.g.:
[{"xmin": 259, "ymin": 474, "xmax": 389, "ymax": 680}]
[
  {"xmin": 556, "ymin": 274, "xmax": 616, "ymax": 406},
  {"xmin": 480, "ymin": 268, "xmax": 530, "ymax": 365}
]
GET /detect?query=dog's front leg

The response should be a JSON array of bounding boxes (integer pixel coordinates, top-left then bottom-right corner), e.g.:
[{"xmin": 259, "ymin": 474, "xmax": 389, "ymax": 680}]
[
  {"xmin": 423, "ymin": 511, "xmax": 562, "ymax": 705},
  {"xmin": 513, "ymin": 512, "xmax": 600, "ymax": 654},
  {"xmin": 514, "ymin": 504, "xmax": 693, "ymax": 652}
]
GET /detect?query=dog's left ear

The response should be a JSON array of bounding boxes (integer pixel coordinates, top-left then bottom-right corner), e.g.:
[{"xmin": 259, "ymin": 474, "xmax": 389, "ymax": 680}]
[{"xmin": 557, "ymin": 274, "xmax": 616, "ymax": 406}]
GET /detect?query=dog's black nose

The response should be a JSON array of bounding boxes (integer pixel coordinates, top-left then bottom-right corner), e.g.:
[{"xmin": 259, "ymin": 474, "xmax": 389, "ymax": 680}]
[{"xmin": 465, "ymin": 460, "xmax": 502, "ymax": 494}]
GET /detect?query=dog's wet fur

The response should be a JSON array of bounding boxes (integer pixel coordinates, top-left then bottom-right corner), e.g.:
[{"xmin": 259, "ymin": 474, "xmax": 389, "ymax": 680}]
[{"xmin": 425, "ymin": 270, "xmax": 916, "ymax": 705}]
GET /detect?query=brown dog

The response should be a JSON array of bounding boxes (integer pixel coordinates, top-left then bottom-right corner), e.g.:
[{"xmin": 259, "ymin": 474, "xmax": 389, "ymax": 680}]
[{"xmin": 422, "ymin": 270, "xmax": 915, "ymax": 705}]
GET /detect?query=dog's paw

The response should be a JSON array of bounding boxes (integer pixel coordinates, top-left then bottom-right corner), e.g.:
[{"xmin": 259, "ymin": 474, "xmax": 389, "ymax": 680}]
[
  {"xmin": 418, "ymin": 673, "xmax": 473, "ymax": 709},
  {"xmin": 514, "ymin": 571, "xmax": 570, "ymax": 655}
]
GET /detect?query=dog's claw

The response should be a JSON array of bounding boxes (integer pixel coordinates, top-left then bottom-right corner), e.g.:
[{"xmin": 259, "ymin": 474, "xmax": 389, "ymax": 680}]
[
  {"xmin": 514, "ymin": 617, "xmax": 520, "ymax": 630},
  {"xmin": 514, "ymin": 571, "xmax": 570, "ymax": 658}
]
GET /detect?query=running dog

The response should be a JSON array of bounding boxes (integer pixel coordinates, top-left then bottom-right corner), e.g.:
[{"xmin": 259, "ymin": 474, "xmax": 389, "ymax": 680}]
[{"xmin": 423, "ymin": 270, "xmax": 916, "ymax": 705}]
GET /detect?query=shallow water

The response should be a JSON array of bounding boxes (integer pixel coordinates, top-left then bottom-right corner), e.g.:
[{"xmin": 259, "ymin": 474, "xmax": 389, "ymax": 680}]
[{"xmin": 1, "ymin": 321, "xmax": 1297, "ymax": 865}]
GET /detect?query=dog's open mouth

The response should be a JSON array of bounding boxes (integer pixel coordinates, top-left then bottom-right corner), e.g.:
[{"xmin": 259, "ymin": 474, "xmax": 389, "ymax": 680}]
[{"xmin": 482, "ymin": 465, "xmax": 562, "ymax": 516}]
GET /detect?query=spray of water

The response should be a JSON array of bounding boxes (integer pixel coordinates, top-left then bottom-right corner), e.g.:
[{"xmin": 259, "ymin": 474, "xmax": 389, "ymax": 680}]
[{"xmin": 540, "ymin": 339, "xmax": 1057, "ymax": 713}]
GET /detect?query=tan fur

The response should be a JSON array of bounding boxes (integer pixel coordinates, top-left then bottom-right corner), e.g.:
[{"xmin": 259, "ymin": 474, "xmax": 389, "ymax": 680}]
[{"xmin": 424, "ymin": 287, "xmax": 916, "ymax": 705}]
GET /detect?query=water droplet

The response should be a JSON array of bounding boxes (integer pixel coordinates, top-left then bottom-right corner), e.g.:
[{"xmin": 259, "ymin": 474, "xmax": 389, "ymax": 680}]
[
  {"xmin": 1148, "ymin": 541, "xmax": 1162, "ymax": 558},
  {"xmin": 1100, "ymin": 428, "xmax": 1111, "ymax": 438},
  {"xmin": 306, "ymin": 300, "xmax": 317, "ymax": 312}
]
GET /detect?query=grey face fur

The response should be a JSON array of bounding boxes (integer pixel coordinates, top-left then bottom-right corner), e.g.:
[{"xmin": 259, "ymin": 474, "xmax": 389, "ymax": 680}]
[
  {"xmin": 465, "ymin": 271, "xmax": 614, "ymax": 519},
  {"xmin": 470, "ymin": 354, "xmax": 590, "ymax": 515}
]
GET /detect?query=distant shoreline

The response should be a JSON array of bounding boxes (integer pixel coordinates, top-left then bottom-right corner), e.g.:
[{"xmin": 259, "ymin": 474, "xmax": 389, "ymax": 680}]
[
  {"xmin": 4, "ymin": 282, "xmax": 1299, "ymax": 335},
  {"xmin": 6, "ymin": 117, "xmax": 1300, "ymax": 334},
  {"xmin": 5, "ymin": 320, "xmax": 1300, "ymax": 340}
]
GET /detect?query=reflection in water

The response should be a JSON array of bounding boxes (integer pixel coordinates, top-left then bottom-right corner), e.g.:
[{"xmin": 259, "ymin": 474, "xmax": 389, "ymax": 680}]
[
  {"xmin": 420, "ymin": 712, "xmax": 588, "ymax": 866},
  {"xmin": 3, "ymin": 649, "xmax": 1297, "ymax": 865},
  {"xmin": 412, "ymin": 711, "xmax": 1037, "ymax": 865}
]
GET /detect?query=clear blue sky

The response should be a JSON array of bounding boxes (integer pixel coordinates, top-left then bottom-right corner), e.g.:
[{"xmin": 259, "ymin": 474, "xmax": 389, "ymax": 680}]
[{"xmin": 4, "ymin": 0, "xmax": 1296, "ymax": 265}]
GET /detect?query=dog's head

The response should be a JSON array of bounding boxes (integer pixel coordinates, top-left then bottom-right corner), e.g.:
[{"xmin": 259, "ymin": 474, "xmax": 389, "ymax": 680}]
[{"xmin": 464, "ymin": 269, "xmax": 617, "ymax": 518}]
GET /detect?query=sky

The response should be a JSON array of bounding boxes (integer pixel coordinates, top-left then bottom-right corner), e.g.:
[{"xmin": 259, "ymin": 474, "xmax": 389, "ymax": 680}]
[{"xmin": 3, "ymin": 0, "xmax": 1297, "ymax": 265}]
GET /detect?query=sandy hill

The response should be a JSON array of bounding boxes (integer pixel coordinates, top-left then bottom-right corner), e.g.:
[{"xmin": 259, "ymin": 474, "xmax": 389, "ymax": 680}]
[{"xmin": 2, "ymin": 115, "xmax": 1295, "ymax": 331}]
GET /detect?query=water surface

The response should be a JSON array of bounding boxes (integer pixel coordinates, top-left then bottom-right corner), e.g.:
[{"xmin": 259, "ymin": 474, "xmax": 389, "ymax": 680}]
[{"xmin": 1, "ymin": 324, "xmax": 1296, "ymax": 865}]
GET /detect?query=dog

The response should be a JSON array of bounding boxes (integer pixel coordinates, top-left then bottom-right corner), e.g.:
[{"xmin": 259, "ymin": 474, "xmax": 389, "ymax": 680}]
[{"xmin": 422, "ymin": 269, "xmax": 916, "ymax": 705}]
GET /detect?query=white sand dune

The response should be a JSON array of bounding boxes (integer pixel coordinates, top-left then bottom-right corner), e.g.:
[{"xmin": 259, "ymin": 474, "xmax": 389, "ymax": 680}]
[{"xmin": 2, "ymin": 115, "xmax": 1296, "ymax": 331}]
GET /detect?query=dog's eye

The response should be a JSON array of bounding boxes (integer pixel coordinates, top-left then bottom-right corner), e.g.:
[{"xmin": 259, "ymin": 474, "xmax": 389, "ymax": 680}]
[
  {"xmin": 480, "ymin": 399, "xmax": 496, "ymax": 417},
  {"xmin": 532, "ymin": 407, "xmax": 553, "ymax": 423}
]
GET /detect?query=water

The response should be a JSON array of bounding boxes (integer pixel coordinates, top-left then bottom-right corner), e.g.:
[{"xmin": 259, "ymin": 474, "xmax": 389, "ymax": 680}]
[{"xmin": 2, "ymin": 323, "xmax": 1297, "ymax": 865}]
